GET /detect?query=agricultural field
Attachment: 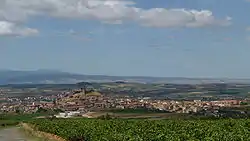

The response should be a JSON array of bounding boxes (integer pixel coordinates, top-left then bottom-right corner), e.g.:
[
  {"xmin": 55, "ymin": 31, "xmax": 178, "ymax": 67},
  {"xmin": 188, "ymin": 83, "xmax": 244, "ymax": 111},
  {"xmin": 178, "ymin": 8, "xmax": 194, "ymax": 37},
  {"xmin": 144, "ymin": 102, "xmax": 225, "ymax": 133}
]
[
  {"xmin": 0, "ymin": 120, "xmax": 19, "ymax": 128},
  {"xmin": 92, "ymin": 109, "xmax": 188, "ymax": 119},
  {"xmin": 0, "ymin": 113, "xmax": 49, "ymax": 128},
  {"xmin": 2, "ymin": 82, "xmax": 250, "ymax": 99},
  {"xmin": 28, "ymin": 118, "xmax": 250, "ymax": 141}
]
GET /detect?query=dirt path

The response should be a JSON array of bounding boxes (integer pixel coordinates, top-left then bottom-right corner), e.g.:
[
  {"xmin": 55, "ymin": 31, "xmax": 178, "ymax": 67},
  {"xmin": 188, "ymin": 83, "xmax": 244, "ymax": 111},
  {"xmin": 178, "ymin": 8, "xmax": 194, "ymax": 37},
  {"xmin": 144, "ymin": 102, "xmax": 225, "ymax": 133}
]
[{"xmin": 0, "ymin": 127, "xmax": 31, "ymax": 141}]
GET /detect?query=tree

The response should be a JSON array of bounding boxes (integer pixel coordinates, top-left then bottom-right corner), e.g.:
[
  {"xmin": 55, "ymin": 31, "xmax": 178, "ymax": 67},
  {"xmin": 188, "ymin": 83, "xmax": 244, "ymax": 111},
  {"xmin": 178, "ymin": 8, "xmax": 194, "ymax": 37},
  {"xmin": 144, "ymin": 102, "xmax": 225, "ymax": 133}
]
[
  {"xmin": 36, "ymin": 107, "xmax": 48, "ymax": 113},
  {"xmin": 76, "ymin": 82, "xmax": 92, "ymax": 95},
  {"xmin": 15, "ymin": 109, "xmax": 21, "ymax": 114},
  {"xmin": 97, "ymin": 113, "xmax": 112, "ymax": 120},
  {"xmin": 240, "ymin": 102, "xmax": 248, "ymax": 105},
  {"xmin": 53, "ymin": 99, "xmax": 57, "ymax": 105}
]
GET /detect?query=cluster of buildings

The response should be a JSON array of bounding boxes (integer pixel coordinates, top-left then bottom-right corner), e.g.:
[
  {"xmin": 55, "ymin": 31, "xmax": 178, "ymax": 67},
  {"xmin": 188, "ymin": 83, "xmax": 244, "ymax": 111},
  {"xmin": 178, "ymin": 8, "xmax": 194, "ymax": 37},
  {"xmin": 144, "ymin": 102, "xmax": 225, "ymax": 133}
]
[
  {"xmin": 55, "ymin": 91, "xmax": 248, "ymax": 115},
  {"xmin": 0, "ymin": 88, "xmax": 249, "ymax": 116},
  {"xmin": 0, "ymin": 94, "xmax": 57, "ymax": 113},
  {"xmin": 111, "ymin": 98, "xmax": 246, "ymax": 113}
]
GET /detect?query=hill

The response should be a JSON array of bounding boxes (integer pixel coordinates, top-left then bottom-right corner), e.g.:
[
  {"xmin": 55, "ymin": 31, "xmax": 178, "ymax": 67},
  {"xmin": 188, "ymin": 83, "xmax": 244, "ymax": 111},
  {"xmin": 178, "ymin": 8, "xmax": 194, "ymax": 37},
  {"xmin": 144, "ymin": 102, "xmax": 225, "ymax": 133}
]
[{"xmin": 1, "ymin": 69, "xmax": 250, "ymax": 84}]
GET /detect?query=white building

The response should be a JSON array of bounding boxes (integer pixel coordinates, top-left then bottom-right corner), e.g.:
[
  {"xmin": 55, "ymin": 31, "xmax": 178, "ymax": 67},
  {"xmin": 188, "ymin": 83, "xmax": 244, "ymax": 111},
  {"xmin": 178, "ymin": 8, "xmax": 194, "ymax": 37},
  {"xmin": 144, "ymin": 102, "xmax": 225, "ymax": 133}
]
[{"xmin": 55, "ymin": 111, "xmax": 81, "ymax": 118}]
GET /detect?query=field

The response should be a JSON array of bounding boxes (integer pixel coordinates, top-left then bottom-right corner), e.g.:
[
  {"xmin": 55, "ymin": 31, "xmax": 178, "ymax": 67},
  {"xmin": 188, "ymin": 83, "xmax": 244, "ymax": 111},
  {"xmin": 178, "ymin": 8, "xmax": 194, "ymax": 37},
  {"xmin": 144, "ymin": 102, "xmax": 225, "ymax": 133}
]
[
  {"xmin": 86, "ymin": 112, "xmax": 175, "ymax": 119},
  {"xmin": 2, "ymin": 83, "xmax": 250, "ymax": 99},
  {"xmin": 0, "ymin": 120, "xmax": 19, "ymax": 128},
  {"xmin": 83, "ymin": 108, "xmax": 194, "ymax": 119},
  {"xmin": 28, "ymin": 118, "xmax": 250, "ymax": 141},
  {"xmin": 106, "ymin": 109, "xmax": 171, "ymax": 119},
  {"xmin": 0, "ymin": 113, "xmax": 48, "ymax": 128}
]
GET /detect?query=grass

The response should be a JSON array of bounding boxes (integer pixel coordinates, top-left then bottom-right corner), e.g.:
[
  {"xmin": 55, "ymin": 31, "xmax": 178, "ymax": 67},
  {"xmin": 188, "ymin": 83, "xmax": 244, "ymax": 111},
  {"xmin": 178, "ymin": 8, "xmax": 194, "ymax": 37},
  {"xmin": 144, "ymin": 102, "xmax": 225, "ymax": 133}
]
[
  {"xmin": 0, "ymin": 113, "xmax": 65, "ymax": 140},
  {"xmin": 93, "ymin": 108, "xmax": 170, "ymax": 119},
  {"xmin": 89, "ymin": 110, "xmax": 191, "ymax": 120},
  {"xmin": 0, "ymin": 120, "xmax": 19, "ymax": 129},
  {"xmin": 1, "ymin": 113, "xmax": 45, "ymax": 121},
  {"xmin": 20, "ymin": 123, "xmax": 65, "ymax": 141},
  {"xmin": 19, "ymin": 125, "xmax": 55, "ymax": 141},
  {"xmin": 0, "ymin": 113, "xmax": 61, "ymax": 141},
  {"xmin": 0, "ymin": 113, "xmax": 49, "ymax": 129}
]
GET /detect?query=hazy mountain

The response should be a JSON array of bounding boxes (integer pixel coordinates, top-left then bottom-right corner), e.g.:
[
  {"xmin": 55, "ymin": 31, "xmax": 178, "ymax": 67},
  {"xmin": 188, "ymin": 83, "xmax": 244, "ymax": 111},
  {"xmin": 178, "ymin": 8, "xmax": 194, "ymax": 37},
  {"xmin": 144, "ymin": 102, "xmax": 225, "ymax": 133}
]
[{"xmin": 0, "ymin": 70, "xmax": 250, "ymax": 84}]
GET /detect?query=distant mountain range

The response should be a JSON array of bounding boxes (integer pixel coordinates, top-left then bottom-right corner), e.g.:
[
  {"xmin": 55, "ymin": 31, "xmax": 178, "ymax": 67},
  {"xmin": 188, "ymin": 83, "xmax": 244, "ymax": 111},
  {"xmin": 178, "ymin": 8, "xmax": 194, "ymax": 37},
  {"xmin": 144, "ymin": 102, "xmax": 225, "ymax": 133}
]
[{"xmin": 0, "ymin": 69, "xmax": 250, "ymax": 84}]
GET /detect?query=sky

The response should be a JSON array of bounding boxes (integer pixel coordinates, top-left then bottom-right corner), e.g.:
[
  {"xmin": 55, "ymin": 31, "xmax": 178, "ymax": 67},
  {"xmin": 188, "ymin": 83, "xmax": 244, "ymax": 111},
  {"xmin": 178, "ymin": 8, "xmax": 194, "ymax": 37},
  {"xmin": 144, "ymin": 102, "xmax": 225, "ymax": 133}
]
[{"xmin": 0, "ymin": 0, "xmax": 250, "ymax": 78}]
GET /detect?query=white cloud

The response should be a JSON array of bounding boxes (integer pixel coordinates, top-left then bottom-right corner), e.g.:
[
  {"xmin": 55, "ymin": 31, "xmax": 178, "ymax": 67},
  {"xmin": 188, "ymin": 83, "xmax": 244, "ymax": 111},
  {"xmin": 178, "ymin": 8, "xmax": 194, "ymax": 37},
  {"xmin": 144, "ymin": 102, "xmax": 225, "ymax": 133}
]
[
  {"xmin": 138, "ymin": 9, "xmax": 231, "ymax": 28},
  {"xmin": 0, "ymin": 21, "xmax": 39, "ymax": 36},
  {"xmin": 69, "ymin": 29, "xmax": 77, "ymax": 35},
  {"xmin": 0, "ymin": 0, "xmax": 231, "ymax": 33}
]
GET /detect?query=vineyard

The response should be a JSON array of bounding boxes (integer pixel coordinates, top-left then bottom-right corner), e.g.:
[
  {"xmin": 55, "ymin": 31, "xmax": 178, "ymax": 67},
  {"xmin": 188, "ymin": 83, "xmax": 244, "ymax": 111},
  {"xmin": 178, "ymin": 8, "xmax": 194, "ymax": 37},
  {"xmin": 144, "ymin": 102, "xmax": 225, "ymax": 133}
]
[{"xmin": 27, "ymin": 118, "xmax": 250, "ymax": 141}]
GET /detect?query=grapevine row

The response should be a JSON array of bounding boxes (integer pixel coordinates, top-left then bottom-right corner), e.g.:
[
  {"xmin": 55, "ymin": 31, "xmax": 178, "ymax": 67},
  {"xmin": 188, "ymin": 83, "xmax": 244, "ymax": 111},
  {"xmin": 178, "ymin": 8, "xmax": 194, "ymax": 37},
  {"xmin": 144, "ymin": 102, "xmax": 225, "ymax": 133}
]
[{"xmin": 29, "ymin": 118, "xmax": 250, "ymax": 141}]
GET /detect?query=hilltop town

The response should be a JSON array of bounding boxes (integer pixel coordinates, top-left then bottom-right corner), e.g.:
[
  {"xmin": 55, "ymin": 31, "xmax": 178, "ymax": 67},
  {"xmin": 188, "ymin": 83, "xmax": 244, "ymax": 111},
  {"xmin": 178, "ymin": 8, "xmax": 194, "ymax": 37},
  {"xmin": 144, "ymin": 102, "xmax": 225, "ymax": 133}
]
[{"xmin": 1, "ymin": 82, "xmax": 250, "ymax": 119}]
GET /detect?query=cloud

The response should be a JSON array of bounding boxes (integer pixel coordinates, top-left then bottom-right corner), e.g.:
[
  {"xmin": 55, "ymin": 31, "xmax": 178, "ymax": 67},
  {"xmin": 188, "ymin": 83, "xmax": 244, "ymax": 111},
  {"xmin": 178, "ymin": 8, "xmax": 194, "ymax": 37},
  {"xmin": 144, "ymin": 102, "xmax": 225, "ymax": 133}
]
[
  {"xmin": 138, "ymin": 9, "xmax": 231, "ymax": 28},
  {"xmin": 0, "ymin": 21, "xmax": 39, "ymax": 37},
  {"xmin": 0, "ymin": 0, "xmax": 231, "ymax": 31},
  {"xmin": 69, "ymin": 29, "xmax": 77, "ymax": 35}
]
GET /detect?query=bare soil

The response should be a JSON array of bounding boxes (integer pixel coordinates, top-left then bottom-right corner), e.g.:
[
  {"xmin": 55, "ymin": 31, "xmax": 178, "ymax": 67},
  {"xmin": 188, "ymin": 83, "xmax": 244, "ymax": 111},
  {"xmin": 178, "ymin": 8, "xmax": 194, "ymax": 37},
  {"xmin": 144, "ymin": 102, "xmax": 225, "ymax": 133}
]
[{"xmin": 0, "ymin": 127, "xmax": 31, "ymax": 141}]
